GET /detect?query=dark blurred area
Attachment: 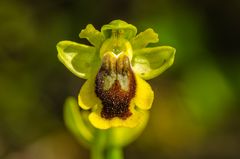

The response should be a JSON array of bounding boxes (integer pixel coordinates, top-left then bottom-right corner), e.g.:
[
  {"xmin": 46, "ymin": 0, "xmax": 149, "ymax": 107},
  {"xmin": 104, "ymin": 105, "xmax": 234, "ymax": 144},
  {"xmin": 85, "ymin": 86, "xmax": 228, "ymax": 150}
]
[{"xmin": 0, "ymin": 0, "xmax": 239, "ymax": 158}]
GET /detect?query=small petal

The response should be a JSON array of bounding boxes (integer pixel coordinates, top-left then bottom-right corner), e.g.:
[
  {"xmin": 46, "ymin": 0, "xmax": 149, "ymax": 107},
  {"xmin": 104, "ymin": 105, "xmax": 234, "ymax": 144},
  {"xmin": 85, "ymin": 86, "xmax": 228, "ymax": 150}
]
[
  {"xmin": 132, "ymin": 46, "xmax": 176, "ymax": 80},
  {"xmin": 57, "ymin": 41, "xmax": 97, "ymax": 79},
  {"xmin": 79, "ymin": 24, "xmax": 105, "ymax": 47},
  {"xmin": 78, "ymin": 75, "xmax": 101, "ymax": 110},
  {"xmin": 131, "ymin": 28, "xmax": 159, "ymax": 49},
  {"xmin": 134, "ymin": 74, "xmax": 154, "ymax": 110}
]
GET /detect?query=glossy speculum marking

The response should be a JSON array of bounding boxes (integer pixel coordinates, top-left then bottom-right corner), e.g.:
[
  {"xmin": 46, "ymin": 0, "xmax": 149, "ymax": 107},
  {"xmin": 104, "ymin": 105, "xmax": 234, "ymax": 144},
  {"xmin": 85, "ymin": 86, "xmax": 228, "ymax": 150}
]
[{"xmin": 95, "ymin": 53, "xmax": 136, "ymax": 120}]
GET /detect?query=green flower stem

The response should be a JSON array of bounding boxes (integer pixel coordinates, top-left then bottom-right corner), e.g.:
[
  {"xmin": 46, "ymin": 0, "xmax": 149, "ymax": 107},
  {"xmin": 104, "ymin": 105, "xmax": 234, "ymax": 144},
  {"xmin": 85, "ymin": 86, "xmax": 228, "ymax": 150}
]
[
  {"xmin": 91, "ymin": 129, "xmax": 124, "ymax": 159},
  {"xmin": 91, "ymin": 130, "xmax": 107, "ymax": 159},
  {"xmin": 106, "ymin": 129, "xmax": 124, "ymax": 159},
  {"xmin": 106, "ymin": 146, "xmax": 124, "ymax": 159}
]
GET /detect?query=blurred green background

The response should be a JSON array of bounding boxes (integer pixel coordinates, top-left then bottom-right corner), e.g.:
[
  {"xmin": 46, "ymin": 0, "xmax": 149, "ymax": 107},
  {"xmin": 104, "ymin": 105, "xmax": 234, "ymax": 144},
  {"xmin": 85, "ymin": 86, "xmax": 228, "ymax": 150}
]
[{"xmin": 0, "ymin": 0, "xmax": 239, "ymax": 158}]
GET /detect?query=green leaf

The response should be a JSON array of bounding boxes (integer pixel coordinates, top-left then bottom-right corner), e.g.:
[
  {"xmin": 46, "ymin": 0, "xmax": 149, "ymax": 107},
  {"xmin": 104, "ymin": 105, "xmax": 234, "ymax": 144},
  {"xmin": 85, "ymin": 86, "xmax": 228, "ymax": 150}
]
[
  {"xmin": 79, "ymin": 24, "xmax": 105, "ymax": 47},
  {"xmin": 132, "ymin": 46, "xmax": 176, "ymax": 80},
  {"xmin": 101, "ymin": 20, "xmax": 137, "ymax": 40},
  {"xmin": 131, "ymin": 28, "xmax": 159, "ymax": 49},
  {"xmin": 64, "ymin": 97, "xmax": 95, "ymax": 147},
  {"xmin": 57, "ymin": 40, "xmax": 97, "ymax": 79}
]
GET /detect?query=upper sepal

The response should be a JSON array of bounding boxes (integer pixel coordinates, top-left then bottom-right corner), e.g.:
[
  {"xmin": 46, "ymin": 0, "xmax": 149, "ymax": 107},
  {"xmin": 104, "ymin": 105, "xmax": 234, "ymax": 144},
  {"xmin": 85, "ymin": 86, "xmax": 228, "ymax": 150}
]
[
  {"xmin": 101, "ymin": 20, "xmax": 137, "ymax": 40},
  {"xmin": 132, "ymin": 46, "xmax": 176, "ymax": 80},
  {"xmin": 57, "ymin": 40, "xmax": 97, "ymax": 79}
]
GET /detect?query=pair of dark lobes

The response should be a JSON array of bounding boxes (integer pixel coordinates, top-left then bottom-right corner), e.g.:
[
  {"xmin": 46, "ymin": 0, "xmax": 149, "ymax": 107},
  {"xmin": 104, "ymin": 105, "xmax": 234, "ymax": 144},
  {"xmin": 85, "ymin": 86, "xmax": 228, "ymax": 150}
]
[{"xmin": 95, "ymin": 54, "xmax": 136, "ymax": 120}]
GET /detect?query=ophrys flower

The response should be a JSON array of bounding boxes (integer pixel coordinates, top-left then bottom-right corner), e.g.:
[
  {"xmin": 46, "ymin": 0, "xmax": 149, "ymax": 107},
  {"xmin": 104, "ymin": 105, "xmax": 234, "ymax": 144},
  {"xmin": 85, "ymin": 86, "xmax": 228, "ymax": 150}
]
[{"xmin": 57, "ymin": 20, "xmax": 175, "ymax": 129}]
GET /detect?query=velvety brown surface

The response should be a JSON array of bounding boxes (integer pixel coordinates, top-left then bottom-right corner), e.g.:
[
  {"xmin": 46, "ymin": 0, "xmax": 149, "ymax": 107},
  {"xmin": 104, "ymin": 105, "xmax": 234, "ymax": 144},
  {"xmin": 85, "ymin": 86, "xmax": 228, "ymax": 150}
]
[{"xmin": 95, "ymin": 54, "xmax": 136, "ymax": 119}]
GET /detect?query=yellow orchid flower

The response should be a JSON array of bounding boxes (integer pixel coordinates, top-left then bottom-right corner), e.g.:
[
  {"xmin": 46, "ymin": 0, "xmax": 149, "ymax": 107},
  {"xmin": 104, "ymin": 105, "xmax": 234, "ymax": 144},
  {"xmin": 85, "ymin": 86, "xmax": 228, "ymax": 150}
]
[{"xmin": 57, "ymin": 20, "xmax": 175, "ymax": 129}]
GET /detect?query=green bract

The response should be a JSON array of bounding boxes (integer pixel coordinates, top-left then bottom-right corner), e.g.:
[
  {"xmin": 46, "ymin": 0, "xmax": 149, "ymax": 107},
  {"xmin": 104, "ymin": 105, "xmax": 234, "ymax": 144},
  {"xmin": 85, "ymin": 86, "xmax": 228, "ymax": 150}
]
[{"xmin": 57, "ymin": 19, "xmax": 175, "ymax": 80}]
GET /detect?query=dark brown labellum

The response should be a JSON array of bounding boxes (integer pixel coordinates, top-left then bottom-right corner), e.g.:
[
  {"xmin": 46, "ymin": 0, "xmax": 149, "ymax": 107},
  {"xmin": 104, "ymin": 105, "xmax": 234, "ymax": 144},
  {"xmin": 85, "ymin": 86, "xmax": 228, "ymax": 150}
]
[{"xmin": 95, "ymin": 53, "xmax": 136, "ymax": 120}]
